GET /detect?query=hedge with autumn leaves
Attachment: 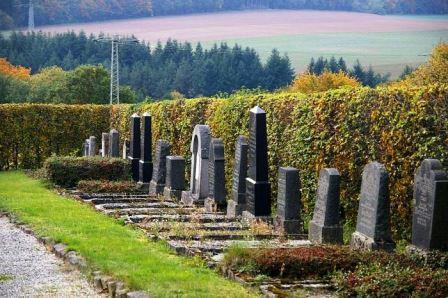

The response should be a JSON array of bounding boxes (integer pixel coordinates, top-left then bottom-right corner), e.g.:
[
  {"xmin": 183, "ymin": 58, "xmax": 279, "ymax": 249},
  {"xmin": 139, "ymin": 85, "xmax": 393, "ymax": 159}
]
[{"xmin": 1, "ymin": 84, "xmax": 448, "ymax": 238}]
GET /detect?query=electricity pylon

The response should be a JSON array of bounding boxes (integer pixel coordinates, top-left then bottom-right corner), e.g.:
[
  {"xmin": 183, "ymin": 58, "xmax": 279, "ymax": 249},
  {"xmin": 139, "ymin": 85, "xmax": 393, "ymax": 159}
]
[
  {"xmin": 95, "ymin": 35, "xmax": 139, "ymax": 105},
  {"xmin": 15, "ymin": 0, "xmax": 38, "ymax": 30}
]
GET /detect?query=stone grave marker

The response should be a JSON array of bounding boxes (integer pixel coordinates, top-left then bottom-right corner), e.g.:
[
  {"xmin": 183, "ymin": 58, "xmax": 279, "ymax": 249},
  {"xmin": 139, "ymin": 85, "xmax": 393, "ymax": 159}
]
[
  {"xmin": 122, "ymin": 139, "xmax": 130, "ymax": 159},
  {"xmin": 128, "ymin": 114, "xmax": 141, "ymax": 181},
  {"xmin": 101, "ymin": 133, "xmax": 110, "ymax": 158},
  {"xmin": 274, "ymin": 167, "xmax": 301, "ymax": 234},
  {"xmin": 83, "ymin": 139, "xmax": 90, "ymax": 157},
  {"xmin": 181, "ymin": 125, "xmax": 211, "ymax": 206},
  {"xmin": 88, "ymin": 136, "xmax": 97, "ymax": 157},
  {"xmin": 139, "ymin": 112, "xmax": 153, "ymax": 185},
  {"xmin": 149, "ymin": 140, "xmax": 171, "ymax": 196},
  {"xmin": 309, "ymin": 168, "xmax": 343, "ymax": 244},
  {"xmin": 205, "ymin": 138, "xmax": 226, "ymax": 212},
  {"xmin": 227, "ymin": 136, "xmax": 249, "ymax": 218},
  {"xmin": 109, "ymin": 129, "xmax": 120, "ymax": 158},
  {"xmin": 243, "ymin": 106, "xmax": 271, "ymax": 218},
  {"xmin": 410, "ymin": 159, "xmax": 448, "ymax": 252},
  {"xmin": 350, "ymin": 162, "xmax": 395, "ymax": 252},
  {"xmin": 163, "ymin": 156, "xmax": 186, "ymax": 201}
]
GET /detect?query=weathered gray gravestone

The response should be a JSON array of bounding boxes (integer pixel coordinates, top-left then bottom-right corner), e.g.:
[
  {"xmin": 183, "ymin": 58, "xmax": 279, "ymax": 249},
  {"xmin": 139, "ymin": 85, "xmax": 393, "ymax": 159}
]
[
  {"xmin": 350, "ymin": 162, "xmax": 395, "ymax": 252},
  {"xmin": 88, "ymin": 136, "xmax": 97, "ymax": 157},
  {"xmin": 274, "ymin": 167, "xmax": 301, "ymax": 234},
  {"xmin": 227, "ymin": 136, "xmax": 249, "ymax": 218},
  {"xmin": 109, "ymin": 129, "xmax": 120, "ymax": 158},
  {"xmin": 163, "ymin": 156, "xmax": 186, "ymax": 201},
  {"xmin": 181, "ymin": 125, "xmax": 211, "ymax": 206},
  {"xmin": 205, "ymin": 138, "xmax": 226, "ymax": 212},
  {"xmin": 122, "ymin": 139, "xmax": 130, "ymax": 159},
  {"xmin": 149, "ymin": 140, "xmax": 171, "ymax": 196},
  {"xmin": 101, "ymin": 133, "xmax": 110, "ymax": 158},
  {"xmin": 309, "ymin": 168, "xmax": 343, "ymax": 244},
  {"xmin": 243, "ymin": 106, "xmax": 271, "ymax": 218},
  {"xmin": 139, "ymin": 112, "xmax": 153, "ymax": 185},
  {"xmin": 409, "ymin": 159, "xmax": 448, "ymax": 252},
  {"xmin": 128, "ymin": 114, "xmax": 141, "ymax": 181},
  {"xmin": 83, "ymin": 139, "xmax": 90, "ymax": 157}
]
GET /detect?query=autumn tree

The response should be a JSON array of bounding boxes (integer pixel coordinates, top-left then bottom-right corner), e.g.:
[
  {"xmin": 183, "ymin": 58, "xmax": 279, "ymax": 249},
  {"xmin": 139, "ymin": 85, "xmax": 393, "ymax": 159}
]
[{"xmin": 289, "ymin": 71, "xmax": 360, "ymax": 94}]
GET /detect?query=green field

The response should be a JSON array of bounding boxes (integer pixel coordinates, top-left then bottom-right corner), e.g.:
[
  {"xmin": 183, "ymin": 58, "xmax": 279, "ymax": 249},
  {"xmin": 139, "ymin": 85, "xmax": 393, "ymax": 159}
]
[{"xmin": 204, "ymin": 29, "xmax": 448, "ymax": 78}]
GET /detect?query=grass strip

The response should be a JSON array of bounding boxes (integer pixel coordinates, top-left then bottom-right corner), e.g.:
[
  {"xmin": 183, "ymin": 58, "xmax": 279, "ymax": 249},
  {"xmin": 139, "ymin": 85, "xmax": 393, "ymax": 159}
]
[{"xmin": 0, "ymin": 171, "xmax": 255, "ymax": 297}]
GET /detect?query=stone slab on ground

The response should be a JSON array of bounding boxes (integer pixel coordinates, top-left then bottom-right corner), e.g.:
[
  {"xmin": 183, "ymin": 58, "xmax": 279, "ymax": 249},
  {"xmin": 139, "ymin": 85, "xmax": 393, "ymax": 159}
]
[{"xmin": 0, "ymin": 216, "xmax": 102, "ymax": 297}]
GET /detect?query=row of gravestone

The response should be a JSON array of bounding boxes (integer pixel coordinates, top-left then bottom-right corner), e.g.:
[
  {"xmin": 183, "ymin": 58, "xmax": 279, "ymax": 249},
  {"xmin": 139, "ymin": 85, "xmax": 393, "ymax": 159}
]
[{"xmin": 83, "ymin": 107, "xmax": 448, "ymax": 253}]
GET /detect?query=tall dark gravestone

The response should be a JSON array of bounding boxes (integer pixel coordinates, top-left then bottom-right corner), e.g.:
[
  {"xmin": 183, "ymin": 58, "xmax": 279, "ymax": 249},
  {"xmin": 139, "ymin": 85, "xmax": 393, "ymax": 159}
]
[
  {"xmin": 350, "ymin": 162, "xmax": 395, "ymax": 252},
  {"xmin": 128, "ymin": 114, "xmax": 141, "ymax": 181},
  {"xmin": 181, "ymin": 125, "xmax": 211, "ymax": 206},
  {"xmin": 109, "ymin": 129, "xmax": 120, "ymax": 158},
  {"xmin": 274, "ymin": 167, "xmax": 301, "ymax": 234},
  {"xmin": 309, "ymin": 168, "xmax": 343, "ymax": 244},
  {"xmin": 163, "ymin": 156, "xmax": 186, "ymax": 201},
  {"xmin": 101, "ymin": 133, "xmax": 110, "ymax": 158},
  {"xmin": 227, "ymin": 136, "xmax": 249, "ymax": 218},
  {"xmin": 410, "ymin": 159, "xmax": 448, "ymax": 252},
  {"xmin": 149, "ymin": 140, "xmax": 171, "ymax": 196},
  {"xmin": 205, "ymin": 138, "xmax": 226, "ymax": 212},
  {"xmin": 139, "ymin": 112, "xmax": 153, "ymax": 185},
  {"xmin": 243, "ymin": 106, "xmax": 271, "ymax": 218}
]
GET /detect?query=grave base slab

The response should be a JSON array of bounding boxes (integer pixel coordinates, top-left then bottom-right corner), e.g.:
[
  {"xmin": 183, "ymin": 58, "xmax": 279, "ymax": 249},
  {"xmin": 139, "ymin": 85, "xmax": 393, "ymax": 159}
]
[
  {"xmin": 163, "ymin": 187, "xmax": 182, "ymax": 201},
  {"xmin": 308, "ymin": 221, "xmax": 343, "ymax": 244},
  {"xmin": 148, "ymin": 180, "xmax": 164, "ymax": 196},
  {"xmin": 226, "ymin": 201, "xmax": 246, "ymax": 218},
  {"xmin": 204, "ymin": 198, "xmax": 226, "ymax": 213},
  {"xmin": 274, "ymin": 217, "xmax": 301, "ymax": 235},
  {"xmin": 350, "ymin": 231, "xmax": 395, "ymax": 252}
]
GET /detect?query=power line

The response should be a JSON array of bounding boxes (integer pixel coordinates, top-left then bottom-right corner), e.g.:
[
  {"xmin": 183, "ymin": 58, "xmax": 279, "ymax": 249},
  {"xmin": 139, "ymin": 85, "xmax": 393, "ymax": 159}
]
[{"xmin": 95, "ymin": 35, "xmax": 139, "ymax": 105}]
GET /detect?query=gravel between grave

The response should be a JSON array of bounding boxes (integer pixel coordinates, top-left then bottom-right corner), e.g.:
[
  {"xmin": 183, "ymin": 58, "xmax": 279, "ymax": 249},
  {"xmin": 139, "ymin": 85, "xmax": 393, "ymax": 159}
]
[{"xmin": 0, "ymin": 216, "xmax": 102, "ymax": 297}]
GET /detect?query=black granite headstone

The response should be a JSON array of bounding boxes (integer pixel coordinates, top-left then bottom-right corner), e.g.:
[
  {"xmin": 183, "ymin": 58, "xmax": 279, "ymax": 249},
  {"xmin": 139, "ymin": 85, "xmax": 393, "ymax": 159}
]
[
  {"xmin": 244, "ymin": 106, "xmax": 271, "ymax": 218},
  {"xmin": 411, "ymin": 159, "xmax": 448, "ymax": 252},
  {"xmin": 128, "ymin": 114, "xmax": 141, "ymax": 181},
  {"xmin": 227, "ymin": 136, "xmax": 249, "ymax": 218},
  {"xmin": 149, "ymin": 140, "xmax": 171, "ymax": 196},
  {"xmin": 350, "ymin": 162, "xmax": 395, "ymax": 251},
  {"xmin": 139, "ymin": 112, "xmax": 153, "ymax": 185},
  {"xmin": 309, "ymin": 168, "xmax": 343, "ymax": 244},
  {"xmin": 274, "ymin": 167, "xmax": 301, "ymax": 234},
  {"xmin": 205, "ymin": 138, "xmax": 226, "ymax": 212},
  {"xmin": 109, "ymin": 129, "xmax": 120, "ymax": 158},
  {"xmin": 163, "ymin": 156, "xmax": 186, "ymax": 201}
]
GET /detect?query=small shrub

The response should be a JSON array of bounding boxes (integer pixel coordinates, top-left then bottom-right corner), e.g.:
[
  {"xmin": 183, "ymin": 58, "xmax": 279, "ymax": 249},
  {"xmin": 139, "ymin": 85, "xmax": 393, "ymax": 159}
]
[
  {"xmin": 43, "ymin": 156, "xmax": 131, "ymax": 188},
  {"xmin": 289, "ymin": 71, "xmax": 360, "ymax": 93},
  {"xmin": 77, "ymin": 180, "xmax": 142, "ymax": 194}
]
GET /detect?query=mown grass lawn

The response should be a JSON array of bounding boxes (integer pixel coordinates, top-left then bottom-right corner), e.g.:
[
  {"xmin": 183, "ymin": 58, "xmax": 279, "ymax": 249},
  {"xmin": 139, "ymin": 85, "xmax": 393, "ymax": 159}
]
[{"xmin": 0, "ymin": 171, "xmax": 255, "ymax": 298}]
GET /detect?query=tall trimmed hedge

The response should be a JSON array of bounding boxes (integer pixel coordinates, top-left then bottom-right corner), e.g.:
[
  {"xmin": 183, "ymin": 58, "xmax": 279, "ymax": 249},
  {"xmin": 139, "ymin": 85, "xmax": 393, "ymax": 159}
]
[
  {"xmin": 0, "ymin": 104, "xmax": 110, "ymax": 169},
  {"xmin": 1, "ymin": 85, "xmax": 447, "ymax": 237}
]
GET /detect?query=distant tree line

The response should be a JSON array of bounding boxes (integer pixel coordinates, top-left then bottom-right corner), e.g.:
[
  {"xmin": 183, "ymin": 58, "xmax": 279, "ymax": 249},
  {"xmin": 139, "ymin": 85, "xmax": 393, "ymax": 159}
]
[
  {"xmin": 1, "ymin": 0, "xmax": 447, "ymax": 30},
  {"xmin": 0, "ymin": 31, "xmax": 294, "ymax": 100},
  {"xmin": 307, "ymin": 56, "xmax": 390, "ymax": 87}
]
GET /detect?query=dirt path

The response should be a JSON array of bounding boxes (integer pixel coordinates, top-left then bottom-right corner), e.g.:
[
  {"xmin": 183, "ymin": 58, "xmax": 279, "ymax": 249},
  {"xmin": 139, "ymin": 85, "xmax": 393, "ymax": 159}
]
[{"xmin": 0, "ymin": 216, "xmax": 101, "ymax": 297}]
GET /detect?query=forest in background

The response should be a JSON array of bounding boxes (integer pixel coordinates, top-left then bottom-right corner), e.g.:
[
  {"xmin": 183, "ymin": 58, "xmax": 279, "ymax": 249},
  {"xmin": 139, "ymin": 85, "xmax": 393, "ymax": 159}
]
[{"xmin": 1, "ymin": 0, "xmax": 447, "ymax": 30}]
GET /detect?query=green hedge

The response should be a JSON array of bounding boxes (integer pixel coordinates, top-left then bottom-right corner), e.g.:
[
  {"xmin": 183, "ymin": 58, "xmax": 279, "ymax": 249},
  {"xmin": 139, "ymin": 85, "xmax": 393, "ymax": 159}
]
[
  {"xmin": 0, "ymin": 104, "xmax": 110, "ymax": 169},
  {"xmin": 2, "ymin": 85, "xmax": 448, "ymax": 237},
  {"xmin": 44, "ymin": 156, "xmax": 131, "ymax": 188}
]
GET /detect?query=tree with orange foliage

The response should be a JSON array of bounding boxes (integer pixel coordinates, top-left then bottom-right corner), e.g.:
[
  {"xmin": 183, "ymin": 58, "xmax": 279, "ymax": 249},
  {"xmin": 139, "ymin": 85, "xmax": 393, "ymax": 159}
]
[
  {"xmin": 0, "ymin": 58, "xmax": 31, "ymax": 80},
  {"xmin": 289, "ymin": 71, "xmax": 360, "ymax": 94}
]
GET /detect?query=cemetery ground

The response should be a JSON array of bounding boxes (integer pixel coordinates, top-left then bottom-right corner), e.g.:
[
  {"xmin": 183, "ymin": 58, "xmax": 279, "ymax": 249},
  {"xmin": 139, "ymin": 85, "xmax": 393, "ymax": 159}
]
[
  {"xmin": 1, "ymin": 167, "xmax": 448, "ymax": 297},
  {"xmin": 0, "ymin": 171, "xmax": 254, "ymax": 297}
]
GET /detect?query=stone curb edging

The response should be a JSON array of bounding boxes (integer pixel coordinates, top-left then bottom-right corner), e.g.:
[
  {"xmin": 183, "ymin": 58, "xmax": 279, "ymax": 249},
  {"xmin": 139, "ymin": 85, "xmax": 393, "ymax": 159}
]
[{"xmin": 0, "ymin": 212, "xmax": 150, "ymax": 298}]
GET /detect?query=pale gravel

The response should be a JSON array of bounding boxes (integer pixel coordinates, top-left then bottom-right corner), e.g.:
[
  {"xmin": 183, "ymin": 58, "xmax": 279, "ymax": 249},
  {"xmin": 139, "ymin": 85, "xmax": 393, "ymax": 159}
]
[{"xmin": 0, "ymin": 216, "xmax": 102, "ymax": 298}]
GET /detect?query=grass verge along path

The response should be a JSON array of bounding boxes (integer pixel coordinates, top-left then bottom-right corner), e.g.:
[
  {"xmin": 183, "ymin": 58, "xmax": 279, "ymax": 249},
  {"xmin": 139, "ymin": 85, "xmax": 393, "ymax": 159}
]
[{"xmin": 0, "ymin": 171, "xmax": 254, "ymax": 298}]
